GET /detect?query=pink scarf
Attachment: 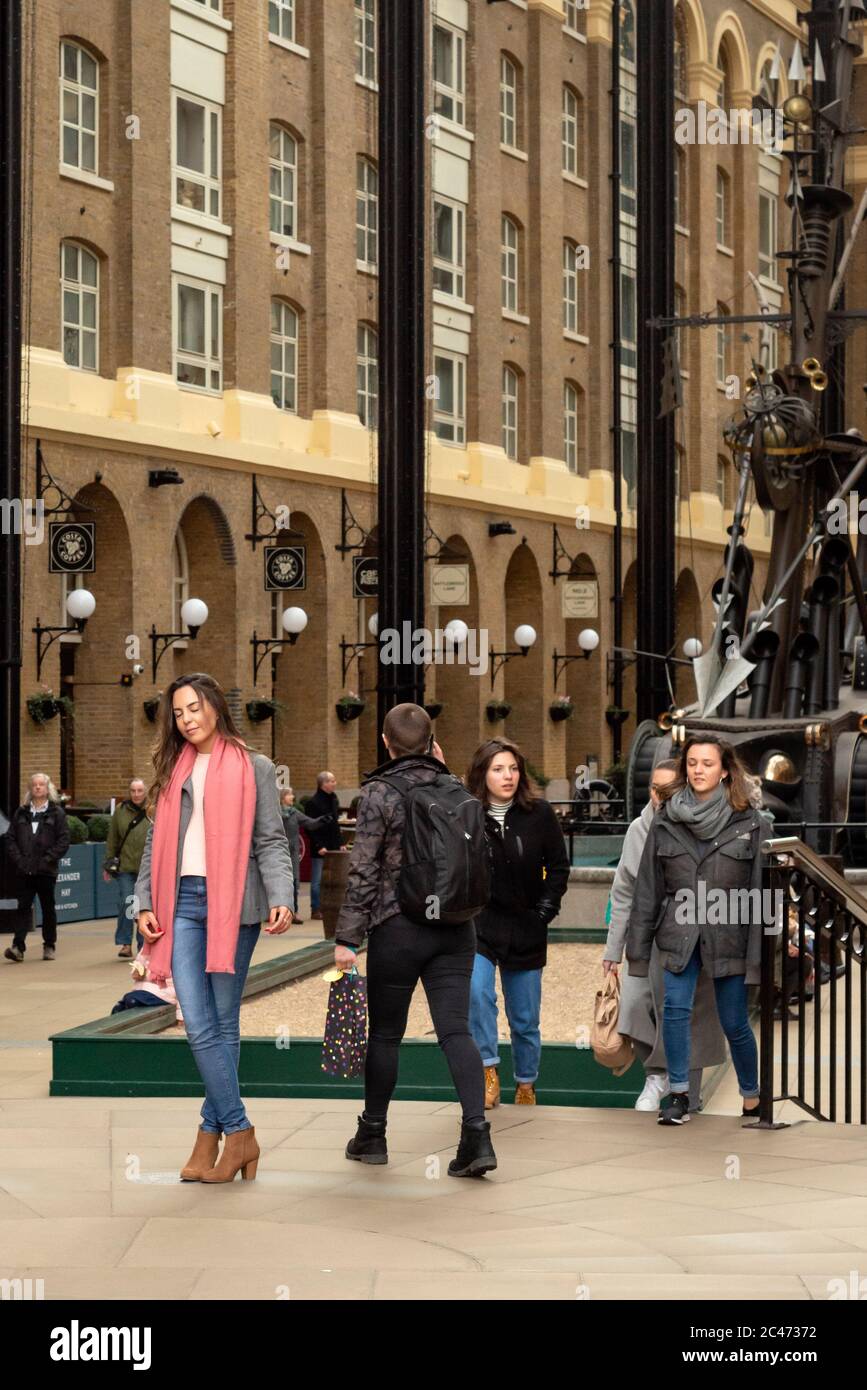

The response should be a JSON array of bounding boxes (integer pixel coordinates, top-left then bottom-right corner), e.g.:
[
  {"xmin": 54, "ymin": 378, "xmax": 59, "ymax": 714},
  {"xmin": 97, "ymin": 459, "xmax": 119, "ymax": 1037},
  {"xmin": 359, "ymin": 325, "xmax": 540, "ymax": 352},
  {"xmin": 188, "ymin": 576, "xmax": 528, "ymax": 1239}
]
[{"xmin": 146, "ymin": 736, "xmax": 256, "ymax": 985}]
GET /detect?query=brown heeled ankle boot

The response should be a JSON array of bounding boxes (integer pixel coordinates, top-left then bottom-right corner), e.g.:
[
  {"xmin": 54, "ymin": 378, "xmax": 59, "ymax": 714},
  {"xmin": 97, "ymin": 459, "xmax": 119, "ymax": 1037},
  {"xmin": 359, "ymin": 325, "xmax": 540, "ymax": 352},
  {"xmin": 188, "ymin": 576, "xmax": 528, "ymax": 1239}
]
[
  {"xmin": 200, "ymin": 1125, "xmax": 260, "ymax": 1183},
  {"xmin": 180, "ymin": 1126, "xmax": 222, "ymax": 1181}
]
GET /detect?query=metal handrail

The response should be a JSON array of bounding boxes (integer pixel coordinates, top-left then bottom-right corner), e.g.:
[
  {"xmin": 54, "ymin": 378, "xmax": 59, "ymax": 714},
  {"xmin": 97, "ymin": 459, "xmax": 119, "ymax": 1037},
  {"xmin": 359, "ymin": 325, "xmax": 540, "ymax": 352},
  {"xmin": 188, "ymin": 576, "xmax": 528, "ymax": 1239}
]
[{"xmin": 763, "ymin": 836, "xmax": 867, "ymax": 927}]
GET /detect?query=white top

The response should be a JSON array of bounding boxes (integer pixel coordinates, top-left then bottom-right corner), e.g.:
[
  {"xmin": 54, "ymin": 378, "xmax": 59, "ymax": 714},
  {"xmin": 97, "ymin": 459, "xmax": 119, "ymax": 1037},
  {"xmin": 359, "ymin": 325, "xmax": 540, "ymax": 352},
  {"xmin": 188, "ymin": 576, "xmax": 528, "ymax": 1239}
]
[
  {"xmin": 487, "ymin": 799, "xmax": 513, "ymax": 834},
  {"xmin": 180, "ymin": 753, "xmax": 211, "ymax": 877},
  {"xmin": 30, "ymin": 803, "xmax": 49, "ymax": 833}
]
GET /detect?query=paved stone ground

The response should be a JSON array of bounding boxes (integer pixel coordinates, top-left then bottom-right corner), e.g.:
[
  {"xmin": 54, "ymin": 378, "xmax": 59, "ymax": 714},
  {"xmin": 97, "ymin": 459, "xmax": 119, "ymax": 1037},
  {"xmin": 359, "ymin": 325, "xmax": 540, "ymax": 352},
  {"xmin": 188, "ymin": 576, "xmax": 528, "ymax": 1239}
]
[{"xmin": 1, "ymin": 891, "xmax": 865, "ymax": 1301}]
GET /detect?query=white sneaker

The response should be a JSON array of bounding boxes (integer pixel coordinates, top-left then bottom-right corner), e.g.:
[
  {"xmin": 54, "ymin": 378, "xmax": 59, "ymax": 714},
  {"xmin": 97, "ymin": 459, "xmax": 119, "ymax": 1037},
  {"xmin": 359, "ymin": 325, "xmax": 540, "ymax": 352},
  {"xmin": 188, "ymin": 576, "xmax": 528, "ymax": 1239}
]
[{"xmin": 635, "ymin": 1072, "xmax": 669, "ymax": 1112}]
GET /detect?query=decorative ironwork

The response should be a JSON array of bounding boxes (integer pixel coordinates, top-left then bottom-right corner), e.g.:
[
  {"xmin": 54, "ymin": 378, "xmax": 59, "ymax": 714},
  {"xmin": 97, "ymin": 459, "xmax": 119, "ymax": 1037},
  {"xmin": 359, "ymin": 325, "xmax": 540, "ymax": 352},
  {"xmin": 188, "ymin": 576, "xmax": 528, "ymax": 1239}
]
[
  {"xmin": 32, "ymin": 616, "xmax": 88, "ymax": 681},
  {"xmin": 335, "ymin": 488, "xmax": 371, "ymax": 556},
  {"xmin": 340, "ymin": 635, "xmax": 377, "ymax": 685},
  {"xmin": 149, "ymin": 623, "xmax": 201, "ymax": 683},
  {"xmin": 244, "ymin": 476, "xmax": 304, "ymax": 550},
  {"xmin": 250, "ymin": 629, "xmax": 302, "ymax": 683},
  {"xmin": 35, "ymin": 440, "xmax": 94, "ymax": 518}
]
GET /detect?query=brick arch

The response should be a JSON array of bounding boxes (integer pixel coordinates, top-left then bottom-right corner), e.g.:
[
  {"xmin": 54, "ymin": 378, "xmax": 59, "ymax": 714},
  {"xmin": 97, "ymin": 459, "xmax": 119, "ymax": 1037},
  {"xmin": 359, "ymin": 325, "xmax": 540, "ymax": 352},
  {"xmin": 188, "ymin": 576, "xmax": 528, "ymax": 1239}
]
[
  {"xmin": 674, "ymin": 567, "xmax": 702, "ymax": 708},
  {"xmin": 271, "ymin": 511, "xmax": 327, "ymax": 790},
  {"xmin": 66, "ymin": 481, "xmax": 133, "ymax": 800},
  {"xmin": 564, "ymin": 553, "xmax": 603, "ymax": 781},
  {"xmin": 674, "ymin": 0, "xmax": 708, "ymax": 72},
  {"xmin": 503, "ymin": 543, "xmax": 544, "ymax": 774},
  {"xmin": 430, "ymin": 533, "xmax": 482, "ymax": 779},
  {"xmin": 171, "ymin": 496, "xmax": 238, "ymax": 697},
  {"xmin": 711, "ymin": 12, "xmax": 751, "ymax": 96}
]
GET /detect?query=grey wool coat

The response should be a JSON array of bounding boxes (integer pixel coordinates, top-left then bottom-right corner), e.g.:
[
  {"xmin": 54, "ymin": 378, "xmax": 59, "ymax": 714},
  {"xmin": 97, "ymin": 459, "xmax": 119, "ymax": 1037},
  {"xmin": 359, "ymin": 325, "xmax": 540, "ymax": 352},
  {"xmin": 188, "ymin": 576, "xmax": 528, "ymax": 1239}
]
[
  {"xmin": 134, "ymin": 751, "xmax": 294, "ymax": 926},
  {"xmin": 605, "ymin": 801, "xmax": 726, "ymax": 1070}
]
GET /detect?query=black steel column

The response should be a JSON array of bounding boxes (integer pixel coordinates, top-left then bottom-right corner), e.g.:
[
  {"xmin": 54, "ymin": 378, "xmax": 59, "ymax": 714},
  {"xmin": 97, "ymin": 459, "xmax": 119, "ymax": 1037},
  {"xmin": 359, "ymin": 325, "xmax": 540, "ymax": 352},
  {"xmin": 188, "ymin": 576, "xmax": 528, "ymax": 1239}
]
[
  {"xmin": 0, "ymin": 1, "xmax": 23, "ymax": 899},
  {"xmin": 635, "ymin": 0, "xmax": 675, "ymax": 721},
  {"xmin": 376, "ymin": 0, "xmax": 426, "ymax": 731}
]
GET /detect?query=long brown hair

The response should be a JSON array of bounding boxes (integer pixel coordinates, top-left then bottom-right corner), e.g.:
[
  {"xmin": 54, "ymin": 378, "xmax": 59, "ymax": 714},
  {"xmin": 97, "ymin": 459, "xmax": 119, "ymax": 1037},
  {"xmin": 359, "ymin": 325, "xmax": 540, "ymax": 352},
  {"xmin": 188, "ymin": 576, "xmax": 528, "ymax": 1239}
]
[
  {"xmin": 466, "ymin": 738, "xmax": 536, "ymax": 812},
  {"xmin": 660, "ymin": 734, "xmax": 754, "ymax": 812},
  {"xmin": 147, "ymin": 673, "xmax": 253, "ymax": 809}
]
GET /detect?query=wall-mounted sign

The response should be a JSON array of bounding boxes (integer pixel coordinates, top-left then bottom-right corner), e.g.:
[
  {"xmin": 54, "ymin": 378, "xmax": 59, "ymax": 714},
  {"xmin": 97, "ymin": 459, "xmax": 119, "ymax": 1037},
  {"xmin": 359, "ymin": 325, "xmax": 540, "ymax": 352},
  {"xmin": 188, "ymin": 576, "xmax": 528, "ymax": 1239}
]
[
  {"xmin": 353, "ymin": 555, "xmax": 378, "ymax": 599},
  {"xmin": 264, "ymin": 545, "xmax": 306, "ymax": 591},
  {"xmin": 430, "ymin": 563, "xmax": 470, "ymax": 607},
  {"xmin": 48, "ymin": 522, "xmax": 95, "ymax": 573},
  {"xmin": 561, "ymin": 579, "xmax": 598, "ymax": 619}
]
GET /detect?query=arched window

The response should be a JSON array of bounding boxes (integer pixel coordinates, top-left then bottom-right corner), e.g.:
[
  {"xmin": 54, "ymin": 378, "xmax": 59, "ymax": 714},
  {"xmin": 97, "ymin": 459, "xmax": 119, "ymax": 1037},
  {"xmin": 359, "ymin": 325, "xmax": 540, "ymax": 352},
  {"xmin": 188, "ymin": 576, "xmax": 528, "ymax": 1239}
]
[
  {"xmin": 500, "ymin": 55, "xmax": 518, "ymax": 149},
  {"xmin": 716, "ymin": 304, "xmax": 729, "ymax": 385},
  {"xmin": 717, "ymin": 45, "xmax": 732, "ymax": 109},
  {"xmin": 674, "ymin": 4, "xmax": 689, "ymax": 104},
  {"xmin": 60, "ymin": 241, "xmax": 99, "ymax": 371},
  {"xmin": 357, "ymin": 323, "xmax": 378, "ymax": 428},
  {"xmin": 674, "ymin": 283, "xmax": 687, "ymax": 365},
  {"xmin": 717, "ymin": 455, "xmax": 728, "ymax": 509},
  {"xmin": 563, "ymin": 239, "xmax": 581, "ymax": 334},
  {"xmin": 501, "ymin": 216, "xmax": 519, "ymax": 313},
  {"xmin": 502, "ymin": 365, "xmax": 519, "ymax": 460},
  {"xmin": 355, "ymin": 0, "xmax": 377, "ymax": 83},
  {"xmin": 356, "ymin": 156, "xmax": 378, "ymax": 267},
  {"xmin": 269, "ymin": 124, "xmax": 298, "ymax": 239},
  {"xmin": 562, "ymin": 86, "xmax": 582, "ymax": 177},
  {"xmin": 60, "ymin": 41, "xmax": 98, "ymax": 174},
  {"xmin": 270, "ymin": 300, "xmax": 299, "ymax": 413},
  {"xmin": 716, "ymin": 167, "xmax": 729, "ymax": 246},
  {"xmin": 674, "ymin": 147, "xmax": 686, "ymax": 226},
  {"xmin": 564, "ymin": 381, "xmax": 584, "ymax": 475},
  {"xmin": 619, "ymin": 0, "xmax": 635, "ymax": 65}
]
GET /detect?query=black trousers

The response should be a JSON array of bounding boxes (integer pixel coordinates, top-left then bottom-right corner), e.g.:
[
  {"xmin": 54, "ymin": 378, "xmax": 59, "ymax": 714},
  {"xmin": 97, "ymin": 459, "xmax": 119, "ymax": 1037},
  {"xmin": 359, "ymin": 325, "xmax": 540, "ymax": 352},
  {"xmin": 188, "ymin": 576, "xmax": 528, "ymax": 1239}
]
[
  {"xmin": 14, "ymin": 874, "xmax": 58, "ymax": 950},
  {"xmin": 364, "ymin": 913, "xmax": 485, "ymax": 1125}
]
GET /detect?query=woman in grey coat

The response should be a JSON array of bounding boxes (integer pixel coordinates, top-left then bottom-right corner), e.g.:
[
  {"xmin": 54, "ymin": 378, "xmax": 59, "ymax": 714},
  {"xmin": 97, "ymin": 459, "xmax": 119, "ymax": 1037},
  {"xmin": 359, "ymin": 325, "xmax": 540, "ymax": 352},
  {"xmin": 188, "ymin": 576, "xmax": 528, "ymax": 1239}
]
[
  {"xmin": 135, "ymin": 673, "xmax": 293, "ymax": 1184},
  {"xmin": 604, "ymin": 760, "xmax": 726, "ymax": 1113}
]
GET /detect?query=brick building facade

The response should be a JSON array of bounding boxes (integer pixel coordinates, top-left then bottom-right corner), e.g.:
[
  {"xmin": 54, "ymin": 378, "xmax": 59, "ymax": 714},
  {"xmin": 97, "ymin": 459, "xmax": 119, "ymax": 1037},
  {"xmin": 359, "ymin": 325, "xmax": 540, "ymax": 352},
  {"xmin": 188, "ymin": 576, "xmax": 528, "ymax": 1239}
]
[{"xmin": 19, "ymin": 0, "xmax": 866, "ymax": 803}]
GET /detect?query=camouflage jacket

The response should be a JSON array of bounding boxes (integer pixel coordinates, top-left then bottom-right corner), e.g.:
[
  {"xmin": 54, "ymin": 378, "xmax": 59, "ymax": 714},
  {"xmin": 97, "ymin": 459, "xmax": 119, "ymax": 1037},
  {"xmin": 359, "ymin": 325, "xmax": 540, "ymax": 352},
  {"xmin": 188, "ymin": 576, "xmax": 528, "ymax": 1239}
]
[{"xmin": 334, "ymin": 754, "xmax": 446, "ymax": 948}]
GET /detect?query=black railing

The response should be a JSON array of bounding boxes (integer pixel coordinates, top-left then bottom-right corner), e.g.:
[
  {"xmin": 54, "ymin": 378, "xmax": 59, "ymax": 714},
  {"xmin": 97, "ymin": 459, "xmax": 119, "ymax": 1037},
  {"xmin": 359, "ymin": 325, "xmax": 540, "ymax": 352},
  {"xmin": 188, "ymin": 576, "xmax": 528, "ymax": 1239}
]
[{"xmin": 756, "ymin": 837, "xmax": 867, "ymax": 1127}]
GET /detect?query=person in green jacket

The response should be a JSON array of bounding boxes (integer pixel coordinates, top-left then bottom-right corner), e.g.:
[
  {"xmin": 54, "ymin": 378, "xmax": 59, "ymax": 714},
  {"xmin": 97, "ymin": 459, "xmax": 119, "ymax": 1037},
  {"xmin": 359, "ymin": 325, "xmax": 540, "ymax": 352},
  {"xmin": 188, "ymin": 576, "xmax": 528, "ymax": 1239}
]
[{"xmin": 103, "ymin": 778, "xmax": 151, "ymax": 958}]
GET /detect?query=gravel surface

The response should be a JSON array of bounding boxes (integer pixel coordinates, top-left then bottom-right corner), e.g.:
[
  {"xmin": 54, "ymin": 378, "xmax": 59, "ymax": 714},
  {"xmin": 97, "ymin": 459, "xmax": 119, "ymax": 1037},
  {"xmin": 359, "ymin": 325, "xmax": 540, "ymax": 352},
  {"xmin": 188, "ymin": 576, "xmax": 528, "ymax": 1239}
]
[{"xmin": 162, "ymin": 942, "xmax": 605, "ymax": 1043}]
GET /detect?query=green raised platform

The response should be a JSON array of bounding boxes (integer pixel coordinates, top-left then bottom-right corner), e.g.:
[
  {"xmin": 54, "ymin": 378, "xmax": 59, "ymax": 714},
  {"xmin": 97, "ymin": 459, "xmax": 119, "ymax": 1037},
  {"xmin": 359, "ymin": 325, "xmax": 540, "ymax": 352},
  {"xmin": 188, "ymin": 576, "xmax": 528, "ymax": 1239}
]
[{"xmin": 49, "ymin": 940, "xmax": 641, "ymax": 1107}]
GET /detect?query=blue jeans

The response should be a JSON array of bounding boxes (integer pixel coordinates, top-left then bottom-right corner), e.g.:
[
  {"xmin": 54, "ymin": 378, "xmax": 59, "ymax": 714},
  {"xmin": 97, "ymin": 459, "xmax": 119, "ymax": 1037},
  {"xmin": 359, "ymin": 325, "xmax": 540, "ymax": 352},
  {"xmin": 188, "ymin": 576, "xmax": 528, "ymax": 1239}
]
[
  {"xmin": 114, "ymin": 871, "xmax": 144, "ymax": 948},
  {"xmin": 663, "ymin": 941, "xmax": 759, "ymax": 1098},
  {"xmin": 469, "ymin": 951, "xmax": 543, "ymax": 1085},
  {"xmin": 310, "ymin": 853, "xmax": 324, "ymax": 911},
  {"xmin": 170, "ymin": 875, "xmax": 260, "ymax": 1134}
]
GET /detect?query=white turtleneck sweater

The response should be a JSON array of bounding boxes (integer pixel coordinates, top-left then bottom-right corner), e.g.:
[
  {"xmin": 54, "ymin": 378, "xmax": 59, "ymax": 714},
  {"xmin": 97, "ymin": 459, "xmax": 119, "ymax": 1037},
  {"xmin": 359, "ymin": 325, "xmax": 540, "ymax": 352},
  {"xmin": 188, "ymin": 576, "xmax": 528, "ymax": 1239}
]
[{"xmin": 487, "ymin": 799, "xmax": 513, "ymax": 833}]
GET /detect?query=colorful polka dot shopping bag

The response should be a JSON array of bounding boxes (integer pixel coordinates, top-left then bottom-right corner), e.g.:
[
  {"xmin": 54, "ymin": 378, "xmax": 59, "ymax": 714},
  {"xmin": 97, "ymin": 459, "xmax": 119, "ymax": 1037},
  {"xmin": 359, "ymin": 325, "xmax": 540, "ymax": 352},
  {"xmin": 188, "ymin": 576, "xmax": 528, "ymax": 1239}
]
[{"xmin": 321, "ymin": 967, "xmax": 368, "ymax": 1078}]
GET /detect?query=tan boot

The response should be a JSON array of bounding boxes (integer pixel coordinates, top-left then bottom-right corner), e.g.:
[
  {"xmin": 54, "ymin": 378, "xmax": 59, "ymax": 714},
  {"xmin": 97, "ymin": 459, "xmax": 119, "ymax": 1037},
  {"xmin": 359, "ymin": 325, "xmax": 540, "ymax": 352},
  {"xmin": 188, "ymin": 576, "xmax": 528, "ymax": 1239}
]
[
  {"xmin": 200, "ymin": 1125, "xmax": 260, "ymax": 1183},
  {"xmin": 180, "ymin": 1127, "xmax": 221, "ymax": 1181},
  {"xmin": 484, "ymin": 1066, "xmax": 500, "ymax": 1110},
  {"xmin": 514, "ymin": 1082, "xmax": 537, "ymax": 1105}
]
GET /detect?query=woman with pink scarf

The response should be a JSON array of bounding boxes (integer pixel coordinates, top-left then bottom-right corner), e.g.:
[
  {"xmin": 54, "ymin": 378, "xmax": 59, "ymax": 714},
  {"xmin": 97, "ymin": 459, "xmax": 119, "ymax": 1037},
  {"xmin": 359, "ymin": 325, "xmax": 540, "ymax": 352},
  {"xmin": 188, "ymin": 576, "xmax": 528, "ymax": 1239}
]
[{"xmin": 134, "ymin": 673, "xmax": 293, "ymax": 1183}]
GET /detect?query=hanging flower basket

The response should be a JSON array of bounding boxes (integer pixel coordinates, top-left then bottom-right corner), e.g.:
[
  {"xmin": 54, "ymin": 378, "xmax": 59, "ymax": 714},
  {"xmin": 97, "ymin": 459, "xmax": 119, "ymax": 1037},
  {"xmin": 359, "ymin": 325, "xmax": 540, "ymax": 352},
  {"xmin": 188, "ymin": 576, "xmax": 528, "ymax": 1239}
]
[
  {"xmin": 27, "ymin": 695, "xmax": 60, "ymax": 724},
  {"xmin": 336, "ymin": 694, "xmax": 366, "ymax": 724},
  {"xmin": 246, "ymin": 698, "xmax": 284, "ymax": 724},
  {"xmin": 485, "ymin": 700, "xmax": 511, "ymax": 723},
  {"xmin": 605, "ymin": 706, "xmax": 630, "ymax": 729},
  {"xmin": 142, "ymin": 697, "xmax": 161, "ymax": 724},
  {"xmin": 549, "ymin": 697, "xmax": 574, "ymax": 723},
  {"xmin": 424, "ymin": 701, "xmax": 443, "ymax": 720}
]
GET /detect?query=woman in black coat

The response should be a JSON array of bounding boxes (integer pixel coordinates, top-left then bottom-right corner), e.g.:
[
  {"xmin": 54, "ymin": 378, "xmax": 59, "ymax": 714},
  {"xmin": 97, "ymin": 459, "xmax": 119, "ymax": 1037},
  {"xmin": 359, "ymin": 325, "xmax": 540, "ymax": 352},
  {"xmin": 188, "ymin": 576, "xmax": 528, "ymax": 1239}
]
[
  {"xmin": 466, "ymin": 738, "xmax": 570, "ymax": 1108},
  {"xmin": 4, "ymin": 772, "xmax": 70, "ymax": 962}
]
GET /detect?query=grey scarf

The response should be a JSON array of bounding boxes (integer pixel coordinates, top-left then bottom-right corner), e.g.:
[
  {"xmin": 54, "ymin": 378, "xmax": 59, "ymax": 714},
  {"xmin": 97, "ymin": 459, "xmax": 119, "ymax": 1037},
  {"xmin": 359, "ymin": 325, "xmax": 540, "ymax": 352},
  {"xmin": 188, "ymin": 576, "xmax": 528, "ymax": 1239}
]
[{"xmin": 665, "ymin": 781, "xmax": 733, "ymax": 840}]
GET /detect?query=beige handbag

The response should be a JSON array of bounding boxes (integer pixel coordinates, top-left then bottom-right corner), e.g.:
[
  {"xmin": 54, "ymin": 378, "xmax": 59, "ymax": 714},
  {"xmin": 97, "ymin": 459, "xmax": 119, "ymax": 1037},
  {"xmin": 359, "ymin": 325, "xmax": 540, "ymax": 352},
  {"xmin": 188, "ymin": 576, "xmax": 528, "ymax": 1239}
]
[{"xmin": 591, "ymin": 971, "xmax": 634, "ymax": 1076}]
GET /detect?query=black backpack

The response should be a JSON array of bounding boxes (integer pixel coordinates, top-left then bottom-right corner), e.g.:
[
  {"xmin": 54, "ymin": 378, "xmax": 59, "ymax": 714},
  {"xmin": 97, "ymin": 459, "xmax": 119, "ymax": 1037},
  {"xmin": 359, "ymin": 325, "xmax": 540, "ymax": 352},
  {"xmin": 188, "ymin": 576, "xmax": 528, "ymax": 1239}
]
[{"xmin": 372, "ymin": 771, "xmax": 491, "ymax": 925}]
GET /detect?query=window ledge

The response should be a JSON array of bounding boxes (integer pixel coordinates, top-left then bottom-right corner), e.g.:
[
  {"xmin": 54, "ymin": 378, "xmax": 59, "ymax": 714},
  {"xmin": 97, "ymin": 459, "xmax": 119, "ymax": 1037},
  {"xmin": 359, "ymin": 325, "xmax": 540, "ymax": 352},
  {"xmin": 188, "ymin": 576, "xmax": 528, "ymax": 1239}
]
[
  {"xmin": 563, "ymin": 171, "xmax": 588, "ymax": 189},
  {"xmin": 434, "ymin": 114, "xmax": 475, "ymax": 143},
  {"xmin": 680, "ymin": 368, "xmax": 690, "ymax": 380},
  {"xmin": 177, "ymin": 381, "xmax": 223, "ymax": 398},
  {"xmin": 174, "ymin": 205, "xmax": 232, "ymax": 236},
  {"xmin": 563, "ymin": 25, "xmax": 587, "ymax": 44},
  {"xmin": 171, "ymin": 0, "xmax": 232, "ymax": 32},
  {"xmin": 717, "ymin": 243, "xmax": 734, "ymax": 258},
  {"xmin": 758, "ymin": 273, "xmax": 783, "ymax": 292},
  {"xmin": 59, "ymin": 164, "xmax": 114, "ymax": 193},
  {"xmin": 268, "ymin": 33, "xmax": 310, "ymax": 59},
  {"xmin": 356, "ymin": 260, "xmax": 379, "ymax": 277},
  {"xmin": 500, "ymin": 143, "xmax": 528, "ymax": 162},
  {"xmin": 433, "ymin": 290, "xmax": 475, "ymax": 315},
  {"xmin": 675, "ymin": 223, "xmax": 690, "ymax": 238},
  {"xmin": 502, "ymin": 309, "xmax": 530, "ymax": 325},
  {"xmin": 270, "ymin": 233, "xmax": 311, "ymax": 256},
  {"xmin": 564, "ymin": 330, "xmax": 589, "ymax": 345},
  {"xmin": 355, "ymin": 74, "xmax": 378, "ymax": 93}
]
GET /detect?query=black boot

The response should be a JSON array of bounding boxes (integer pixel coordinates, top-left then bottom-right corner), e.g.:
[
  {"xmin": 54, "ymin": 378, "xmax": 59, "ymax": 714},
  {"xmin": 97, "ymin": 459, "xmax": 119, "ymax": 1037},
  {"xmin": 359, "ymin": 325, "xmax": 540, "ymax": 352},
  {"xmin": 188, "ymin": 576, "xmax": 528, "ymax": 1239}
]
[
  {"xmin": 345, "ymin": 1112, "xmax": 388, "ymax": 1165},
  {"xmin": 448, "ymin": 1120, "xmax": 497, "ymax": 1178}
]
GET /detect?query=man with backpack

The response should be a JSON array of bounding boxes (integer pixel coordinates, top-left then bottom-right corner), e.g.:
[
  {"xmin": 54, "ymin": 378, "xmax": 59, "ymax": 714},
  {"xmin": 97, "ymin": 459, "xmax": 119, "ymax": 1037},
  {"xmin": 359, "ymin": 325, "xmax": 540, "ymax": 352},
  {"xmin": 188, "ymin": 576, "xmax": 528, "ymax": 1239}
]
[{"xmin": 333, "ymin": 703, "xmax": 497, "ymax": 1178}]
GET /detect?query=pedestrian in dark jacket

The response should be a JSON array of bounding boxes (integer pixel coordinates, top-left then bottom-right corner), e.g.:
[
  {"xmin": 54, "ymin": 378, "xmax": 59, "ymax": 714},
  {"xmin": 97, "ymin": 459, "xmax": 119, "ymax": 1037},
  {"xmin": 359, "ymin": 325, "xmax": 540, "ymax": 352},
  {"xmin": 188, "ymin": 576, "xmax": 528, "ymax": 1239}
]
[
  {"xmin": 103, "ymin": 777, "xmax": 151, "ymax": 959},
  {"xmin": 279, "ymin": 787, "xmax": 326, "ymax": 922},
  {"xmin": 305, "ymin": 771, "xmax": 344, "ymax": 919},
  {"xmin": 465, "ymin": 738, "xmax": 570, "ymax": 1109},
  {"xmin": 334, "ymin": 703, "xmax": 496, "ymax": 1178},
  {"xmin": 626, "ymin": 734, "xmax": 774, "ymax": 1126},
  {"xmin": 4, "ymin": 772, "xmax": 70, "ymax": 962}
]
